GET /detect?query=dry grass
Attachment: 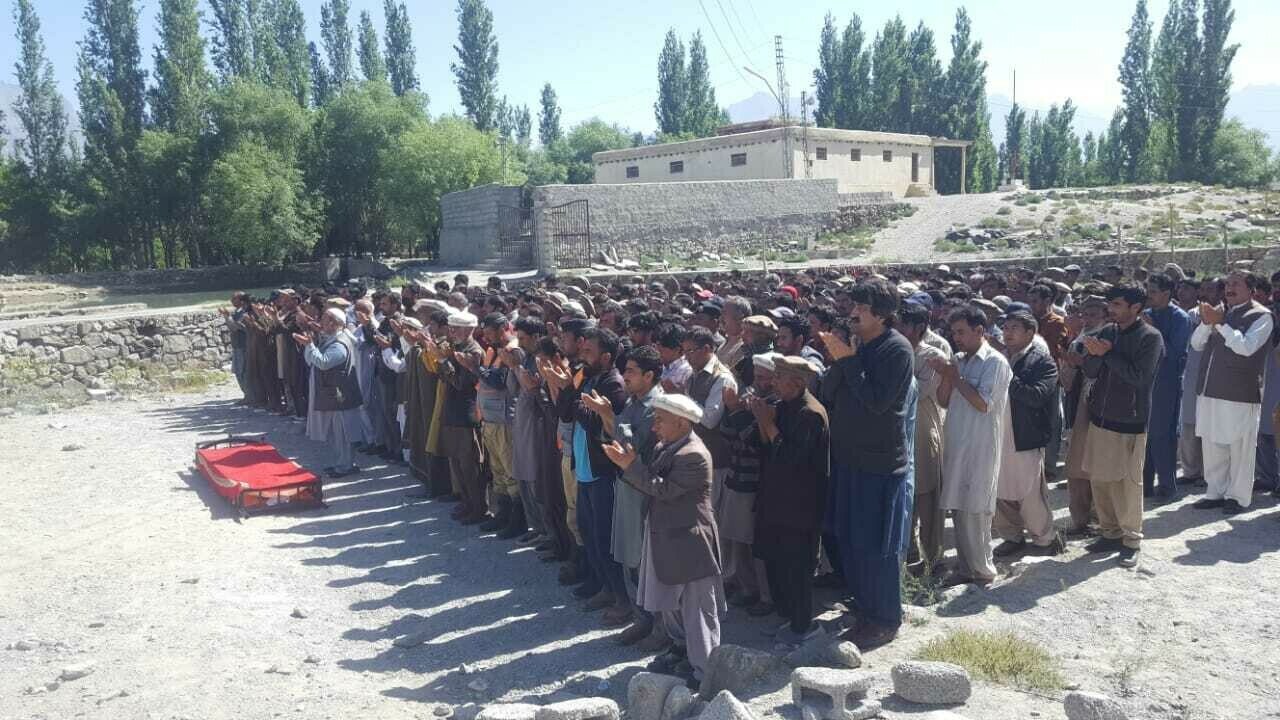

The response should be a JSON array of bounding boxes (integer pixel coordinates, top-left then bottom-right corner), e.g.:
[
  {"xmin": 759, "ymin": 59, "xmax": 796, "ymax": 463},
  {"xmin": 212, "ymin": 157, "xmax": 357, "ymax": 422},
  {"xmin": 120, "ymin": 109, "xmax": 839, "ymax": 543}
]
[{"xmin": 916, "ymin": 629, "xmax": 1065, "ymax": 691}]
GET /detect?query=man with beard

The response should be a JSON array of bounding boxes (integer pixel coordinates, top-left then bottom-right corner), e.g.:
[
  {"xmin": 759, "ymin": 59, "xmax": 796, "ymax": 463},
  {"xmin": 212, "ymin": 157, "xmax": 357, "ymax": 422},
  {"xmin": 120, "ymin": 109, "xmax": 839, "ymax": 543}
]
[
  {"xmin": 1190, "ymin": 271, "xmax": 1274, "ymax": 515},
  {"xmin": 1060, "ymin": 297, "xmax": 1108, "ymax": 533},
  {"xmin": 732, "ymin": 316, "xmax": 777, "ymax": 389},
  {"xmin": 296, "ymin": 308, "xmax": 365, "ymax": 478},
  {"xmin": 434, "ymin": 311, "xmax": 488, "ymax": 524},
  {"xmin": 584, "ymin": 345, "xmax": 665, "ymax": 644},
  {"xmin": 603, "ymin": 393, "xmax": 724, "ymax": 689},
  {"xmin": 897, "ymin": 301, "xmax": 950, "ymax": 573},
  {"xmin": 750, "ymin": 355, "xmax": 829, "ymax": 647},
  {"xmin": 545, "ymin": 327, "xmax": 630, "ymax": 619},
  {"xmin": 682, "ymin": 326, "xmax": 737, "ymax": 503},
  {"xmin": 717, "ymin": 296, "xmax": 754, "ymax": 369},
  {"xmin": 934, "ymin": 305, "xmax": 1012, "ymax": 587},
  {"xmin": 820, "ymin": 278, "xmax": 915, "ymax": 650},
  {"xmin": 1081, "ymin": 283, "xmax": 1164, "ymax": 567},
  {"xmin": 476, "ymin": 313, "xmax": 522, "ymax": 536}
]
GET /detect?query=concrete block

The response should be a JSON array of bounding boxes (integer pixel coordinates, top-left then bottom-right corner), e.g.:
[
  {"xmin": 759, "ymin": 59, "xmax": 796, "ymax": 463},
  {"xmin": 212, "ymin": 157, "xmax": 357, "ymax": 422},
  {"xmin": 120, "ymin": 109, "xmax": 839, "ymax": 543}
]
[
  {"xmin": 890, "ymin": 661, "xmax": 971, "ymax": 705},
  {"xmin": 534, "ymin": 697, "xmax": 620, "ymax": 720},
  {"xmin": 791, "ymin": 668, "xmax": 876, "ymax": 720}
]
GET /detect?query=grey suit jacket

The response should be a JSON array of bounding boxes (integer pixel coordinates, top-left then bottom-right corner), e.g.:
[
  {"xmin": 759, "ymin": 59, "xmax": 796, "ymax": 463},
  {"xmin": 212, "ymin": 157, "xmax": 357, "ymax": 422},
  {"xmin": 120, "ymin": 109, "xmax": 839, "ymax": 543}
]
[{"xmin": 621, "ymin": 432, "xmax": 722, "ymax": 586}]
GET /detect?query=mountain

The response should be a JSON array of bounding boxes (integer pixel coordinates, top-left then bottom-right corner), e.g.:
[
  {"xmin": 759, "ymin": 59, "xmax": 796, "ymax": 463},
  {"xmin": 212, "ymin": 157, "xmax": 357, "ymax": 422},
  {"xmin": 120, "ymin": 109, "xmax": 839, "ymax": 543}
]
[
  {"xmin": 0, "ymin": 81, "xmax": 81, "ymax": 154},
  {"xmin": 725, "ymin": 86, "xmax": 1279, "ymax": 151}
]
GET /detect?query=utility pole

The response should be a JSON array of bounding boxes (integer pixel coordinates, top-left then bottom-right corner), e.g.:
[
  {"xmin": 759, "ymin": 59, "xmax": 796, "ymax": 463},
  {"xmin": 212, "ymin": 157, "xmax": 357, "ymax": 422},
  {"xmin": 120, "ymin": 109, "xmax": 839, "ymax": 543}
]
[
  {"xmin": 775, "ymin": 35, "xmax": 793, "ymax": 180},
  {"xmin": 800, "ymin": 90, "xmax": 812, "ymax": 179},
  {"xmin": 1010, "ymin": 68, "xmax": 1019, "ymax": 184}
]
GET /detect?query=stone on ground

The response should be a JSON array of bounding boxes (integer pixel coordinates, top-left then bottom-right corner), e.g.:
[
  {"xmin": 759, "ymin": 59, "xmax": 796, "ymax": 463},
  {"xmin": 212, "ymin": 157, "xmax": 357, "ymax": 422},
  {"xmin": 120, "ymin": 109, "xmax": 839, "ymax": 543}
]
[
  {"xmin": 698, "ymin": 690, "xmax": 756, "ymax": 720},
  {"xmin": 534, "ymin": 697, "xmax": 620, "ymax": 720},
  {"xmin": 1063, "ymin": 691, "xmax": 1128, "ymax": 720},
  {"xmin": 59, "ymin": 664, "xmax": 95, "ymax": 682},
  {"xmin": 783, "ymin": 629, "xmax": 864, "ymax": 670},
  {"xmin": 791, "ymin": 667, "xmax": 877, "ymax": 720},
  {"xmin": 476, "ymin": 703, "xmax": 541, "ymax": 720},
  {"xmin": 627, "ymin": 672, "xmax": 685, "ymax": 720},
  {"xmin": 659, "ymin": 685, "xmax": 697, "ymax": 720},
  {"xmin": 698, "ymin": 644, "xmax": 780, "ymax": 700},
  {"xmin": 890, "ymin": 661, "xmax": 972, "ymax": 705}
]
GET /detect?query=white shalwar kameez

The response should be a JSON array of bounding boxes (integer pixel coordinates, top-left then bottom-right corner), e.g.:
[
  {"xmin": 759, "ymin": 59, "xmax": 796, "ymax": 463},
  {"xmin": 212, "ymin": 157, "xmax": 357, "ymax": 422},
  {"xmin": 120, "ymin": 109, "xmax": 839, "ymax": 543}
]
[{"xmin": 1192, "ymin": 312, "xmax": 1275, "ymax": 507}]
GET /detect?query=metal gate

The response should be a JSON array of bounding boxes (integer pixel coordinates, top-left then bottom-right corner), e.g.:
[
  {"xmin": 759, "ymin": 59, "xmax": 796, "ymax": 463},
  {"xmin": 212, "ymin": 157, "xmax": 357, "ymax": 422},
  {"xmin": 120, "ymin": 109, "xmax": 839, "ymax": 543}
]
[
  {"xmin": 497, "ymin": 205, "xmax": 535, "ymax": 267},
  {"xmin": 544, "ymin": 199, "xmax": 592, "ymax": 269}
]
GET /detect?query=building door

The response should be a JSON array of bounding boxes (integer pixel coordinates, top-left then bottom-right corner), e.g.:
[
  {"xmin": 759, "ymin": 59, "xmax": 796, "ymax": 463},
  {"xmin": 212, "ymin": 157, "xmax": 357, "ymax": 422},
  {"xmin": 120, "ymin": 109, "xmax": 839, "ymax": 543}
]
[{"xmin": 911, "ymin": 153, "xmax": 920, "ymax": 183}]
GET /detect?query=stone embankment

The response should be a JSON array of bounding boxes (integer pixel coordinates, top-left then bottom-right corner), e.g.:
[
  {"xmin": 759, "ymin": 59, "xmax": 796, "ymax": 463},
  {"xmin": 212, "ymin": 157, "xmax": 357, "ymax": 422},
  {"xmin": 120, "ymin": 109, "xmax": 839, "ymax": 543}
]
[{"xmin": 0, "ymin": 311, "xmax": 229, "ymax": 408}]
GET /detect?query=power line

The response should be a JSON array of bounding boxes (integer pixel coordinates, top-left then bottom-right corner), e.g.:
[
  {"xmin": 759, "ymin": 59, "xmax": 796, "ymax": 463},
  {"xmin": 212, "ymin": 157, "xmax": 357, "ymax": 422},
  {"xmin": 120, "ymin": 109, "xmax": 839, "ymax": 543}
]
[
  {"xmin": 740, "ymin": 0, "xmax": 770, "ymax": 43},
  {"xmin": 697, "ymin": 0, "xmax": 752, "ymax": 86},
  {"xmin": 713, "ymin": 0, "xmax": 761, "ymax": 72},
  {"xmin": 722, "ymin": 0, "xmax": 763, "ymax": 57}
]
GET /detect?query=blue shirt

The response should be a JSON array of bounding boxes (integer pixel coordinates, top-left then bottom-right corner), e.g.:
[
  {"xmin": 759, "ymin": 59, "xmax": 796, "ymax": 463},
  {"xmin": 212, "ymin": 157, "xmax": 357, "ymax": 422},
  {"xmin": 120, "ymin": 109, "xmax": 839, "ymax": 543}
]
[{"xmin": 572, "ymin": 374, "xmax": 602, "ymax": 484}]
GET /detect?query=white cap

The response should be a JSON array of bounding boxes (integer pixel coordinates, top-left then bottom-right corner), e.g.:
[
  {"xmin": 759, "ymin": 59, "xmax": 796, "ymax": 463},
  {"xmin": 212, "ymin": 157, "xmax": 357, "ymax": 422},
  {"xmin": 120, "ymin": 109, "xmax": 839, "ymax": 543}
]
[
  {"xmin": 447, "ymin": 311, "xmax": 478, "ymax": 328},
  {"xmin": 653, "ymin": 393, "xmax": 704, "ymax": 425},
  {"xmin": 323, "ymin": 308, "xmax": 346, "ymax": 324},
  {"xmin": 752, "ymin": 352, "xmax": 781, "ymax": 371}
]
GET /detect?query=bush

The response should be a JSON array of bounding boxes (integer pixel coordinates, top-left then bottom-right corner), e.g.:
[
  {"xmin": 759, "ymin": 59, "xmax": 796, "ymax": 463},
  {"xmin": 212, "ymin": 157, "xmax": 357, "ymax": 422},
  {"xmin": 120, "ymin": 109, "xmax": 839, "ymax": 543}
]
[
  {"xmin": 978, "ymin": 216, "xmax": 1012, "ymax": 229},
  {"xmin": 995, "ymin": 206, "xmax": 1012, "ymax": 216},
  {"xmin": 917, "ymin": 630, "xmax": 1064, "ymax": 691}
]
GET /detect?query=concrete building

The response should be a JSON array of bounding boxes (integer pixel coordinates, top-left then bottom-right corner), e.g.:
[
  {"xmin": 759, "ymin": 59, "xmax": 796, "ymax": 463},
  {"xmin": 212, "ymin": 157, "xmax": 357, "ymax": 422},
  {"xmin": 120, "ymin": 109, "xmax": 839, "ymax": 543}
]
[{"xmin": 592, "ymin": 125, "xmax": 970, "ymax": 197}]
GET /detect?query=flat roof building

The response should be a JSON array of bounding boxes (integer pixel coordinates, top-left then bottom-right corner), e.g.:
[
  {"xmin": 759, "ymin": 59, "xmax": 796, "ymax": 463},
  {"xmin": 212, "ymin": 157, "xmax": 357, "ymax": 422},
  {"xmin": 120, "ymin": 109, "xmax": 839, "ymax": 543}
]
[{"xmin": 592, "ymin": 126, "xmax": 971, "ymax": 197}]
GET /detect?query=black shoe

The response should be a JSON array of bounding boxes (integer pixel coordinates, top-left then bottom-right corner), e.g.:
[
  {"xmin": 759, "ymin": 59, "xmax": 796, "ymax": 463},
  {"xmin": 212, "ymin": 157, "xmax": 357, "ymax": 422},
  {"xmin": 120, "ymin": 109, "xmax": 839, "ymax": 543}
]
[
  {"xmin": 497, "ymin": 504, "xmax": 528, "ymax": 540},
  {"xmin": 1084, "ymin": 537, "xmax": 1123, "ymax": 554},
  {"xmin": 1178, "ymin": 475, "xmax": 1204, "ymax": 485},
  {"xmin": 1192, "ymin": 497, "xmax": 1226, "ymax": 510},
  {"xmin": 992, "ymin": 539, "xmax": 1027, "ymax": 558},
  {"xmin": 478, "ymin": 514, "xmax": 505, "ymax": 532},
  {"xmin": 517, "ymin": 530, "xmax": 542, "ymax": 545},
  {"xmin": 1117, "ymin": 546, "xmax": 1139, "ymax": 568},
  {"xmin": 849, "ymin": 622, "xmax": 899, "ymax": 651},
  {"xmin": 813, "ymin": 572, "xmax": 844, "ymax": 589},
  {"xmin": 535, "ymin": 541, "xmax": 554, "ymax": 553},
  {"xmin": 573, "ymin": 582, "xmax": 601, "ymax": 600},
  {"xmin": 1026, "ymin": 532, "xmax": 1066, "ymax": 556},
  {"xmin": 325, "ymin": 465, "xmax": 358, "ymax": 479},
  {"xmin": 1223, "ymin": 499, "xmax": 1246, "ymax": 515}
]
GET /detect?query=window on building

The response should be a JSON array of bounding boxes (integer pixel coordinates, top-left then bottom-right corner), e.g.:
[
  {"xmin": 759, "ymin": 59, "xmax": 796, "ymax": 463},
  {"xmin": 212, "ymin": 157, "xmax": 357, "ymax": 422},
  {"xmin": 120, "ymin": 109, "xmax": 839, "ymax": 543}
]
[
  {"xmin": 625, "ymin": 165, "xmax": 639, "ymax": 179},
  {"xmin": 883, "ymin": 150, "xmax": 893, "ymax": 162},
  {"xmin": 851, "ymin": 149, "xmax": 862, "ymax": 162},
  {"xmin": 730, "ymin": 152, "xmax": 747, "ymax": 167},
  {"xmin": 669, "ymin": 160, "xmax": 684, "ymax": 174},
  {"xmin": 816, "ymin": 147, "xmax": 828, "ymax": 160}
]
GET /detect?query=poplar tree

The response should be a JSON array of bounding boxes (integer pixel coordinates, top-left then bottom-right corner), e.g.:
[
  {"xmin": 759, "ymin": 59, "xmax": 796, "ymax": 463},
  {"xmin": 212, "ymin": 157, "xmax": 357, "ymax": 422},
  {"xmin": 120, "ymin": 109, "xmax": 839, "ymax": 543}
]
[
  {"xmin": 835, "ymin": 15, "xmax": 871, "ymax": 130},
  {"xmin": 1004, "ymin": 103, "xmax": 1026, "ymax": 181},
  {"xmin": 150, "ymin": 0, "xmax": 210, "ymax": 136},
  {"xmin": 383, "ymin": 0, "xmax": 419, "ymax": 96},
  {"xmin": 683, "ymin": 32, "xmax": 722, "ymax": 137},
  {"xmin": 451, "ymin": 0, "xmax": 500, "ymax": 131},
  {"xmin": 1197, "ymin": 0, "xmax": 1238, "ymax": 173},
  {"xmin": 813, "ymin": 14, "xmax": 840, "ymax": 127},
  {"xmin": 12, "ymin": 0, "xmax": 69, "ymax": 180},
  {"xmin": 357, "ymin": 10, "xmax": 386, "ymax": 82},
  {"xmin": 208, "ymin": 0, "xmax": 253, "ymax": 79},
  {"xmin": 269, "ymin": 0, "xmax": 311, "ymax": 107},
  {"xmin": 653, "ymin": 29, "xmax": 686, "ymax": 136},
  {"xmin": 904, "ymin": 22, "xmax": 942, "ymax": 135},
  {"xmin": 870, "ymin": 16, "xmax": 909, "ymax": 132},
  {"xmin": 1117, "ymin": 0, "xmax": 1152, "ymax": 181},
  {"xmin": 320, "ymin": 0, "xmax": 354, "ymax": 90},
  {"xmin": 309, "ymin": 41, "xmax": 332, "ymax": 106},
  {"xmin": 538, "ymin": 82, "xmax": 562, "ymax": 147}
]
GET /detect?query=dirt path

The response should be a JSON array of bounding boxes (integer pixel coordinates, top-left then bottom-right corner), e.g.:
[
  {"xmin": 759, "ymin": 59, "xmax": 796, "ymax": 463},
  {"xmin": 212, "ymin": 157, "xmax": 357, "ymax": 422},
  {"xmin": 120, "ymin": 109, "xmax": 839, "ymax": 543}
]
[{"xmin": 2, "ymin": 383, "xmax": 1278, "ymax": 719}]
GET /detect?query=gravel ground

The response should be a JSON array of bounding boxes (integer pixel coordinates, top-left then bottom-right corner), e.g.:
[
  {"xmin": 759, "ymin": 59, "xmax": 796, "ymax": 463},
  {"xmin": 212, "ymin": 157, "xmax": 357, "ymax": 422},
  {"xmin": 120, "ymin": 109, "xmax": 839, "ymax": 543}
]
[{"xmin": 3, "ymin": 382, "xmax": 1280, "ymax": 720}]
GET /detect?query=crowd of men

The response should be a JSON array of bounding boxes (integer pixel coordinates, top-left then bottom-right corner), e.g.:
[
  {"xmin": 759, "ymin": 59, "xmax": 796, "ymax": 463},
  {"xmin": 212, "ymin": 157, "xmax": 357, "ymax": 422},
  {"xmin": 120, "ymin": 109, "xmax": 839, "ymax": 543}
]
[{"xmin": 220, "ymin": 259, "xmax": 1280, "ymax": 689}]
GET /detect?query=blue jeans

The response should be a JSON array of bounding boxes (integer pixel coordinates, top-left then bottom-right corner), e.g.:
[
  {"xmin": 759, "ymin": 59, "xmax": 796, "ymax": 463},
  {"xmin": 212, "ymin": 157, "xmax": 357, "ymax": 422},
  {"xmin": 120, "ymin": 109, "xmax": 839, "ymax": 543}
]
[
  {"xmin": 231, "ymin": 347, "xmax": 247, "ymax": 395},
  {"xmin": 1256, "ymin": 432, "xmax": 1278, "ymax": 492},
  {"xmin": 578, "ymin": 477, "xmax": 625, "ymax": 599}
]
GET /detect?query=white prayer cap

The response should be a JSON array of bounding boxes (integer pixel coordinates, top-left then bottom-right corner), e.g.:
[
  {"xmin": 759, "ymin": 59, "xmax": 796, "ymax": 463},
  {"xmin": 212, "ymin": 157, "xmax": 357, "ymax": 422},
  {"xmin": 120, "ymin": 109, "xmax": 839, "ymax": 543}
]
[
  {"xmin": 414, "ymin": 298, "xmax": 450, "ymax": 314},
  {"xmin": 400, "ymin": 317, "xmax": 424, "ymax": 330},
  {"xmin": 898, "ymin": 282, "xmax": 920, "ymax": 295},
  {"xmin": 653, "ymin": 393, "xmax": 704, "ymax": 425},
  {"xmin": 752, "ymin": 352, "xmax": 781, "ymax": 371},
  {"xmin": 562, "ymin": 300, "xmax": 585, "ymax": 315},
  {"xmin": 447, "ymin": 311, "xmax": 478, "ymax": 328},
  {"xmin": 323, "ymin": 308, "xmax": 346, "ymax": 325}
]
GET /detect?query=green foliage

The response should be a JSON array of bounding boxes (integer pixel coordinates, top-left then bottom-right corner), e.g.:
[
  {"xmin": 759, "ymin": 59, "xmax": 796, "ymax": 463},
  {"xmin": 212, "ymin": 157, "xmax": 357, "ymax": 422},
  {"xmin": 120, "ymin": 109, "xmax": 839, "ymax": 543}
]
[
  {"xmin": 654, "ymin": 30, "xmax": 686, "ymax": 136},
  {"xmin": 382, "ymin": 0, "xmax": 419, "ymax": 96},
  {"xmin": 917, "ymin": 630, "xmax": 1064, "ymax": 691},
  {"xmin": 378, "ymin": 115, "xmax": 504, "ymax": 255},
  {"xmin": 653, "ymin": 30, "xmax": 725, "ymax": 138},
  {"xmin": 12, "ymin": 0, "xmax": 70, "ymax": 182},
  {"xmin": 1207, "ymin": 119, "xmax": 1275, "ymax": 188},
  {"xmin": 202, "ymin": 139, "xmax": 317, "ymax": 264},
  {"xmin": 1118, "ymin": 0, "xmax": 1153, "ymax": 182},
  {"xmin": 356, "ymin": 10, "xmax": 386, "ymax": 82},
  {"xmin": 870, "ymin": 16, "xmax": 909, "ymax": 132},
  {"xmin": 320, "ymin": 0, "xmax": 354, "ymax": 89},
  {"xmin": 538, "ymin": 83, "xmax": 562, "ymax": 147},
  {"xmin": 451, "ymin": 0, "xmax": 499, "ymax": 131},
  {"xmin": 551, "ymin": 118, "xmax": 635, "ymax": 184}
]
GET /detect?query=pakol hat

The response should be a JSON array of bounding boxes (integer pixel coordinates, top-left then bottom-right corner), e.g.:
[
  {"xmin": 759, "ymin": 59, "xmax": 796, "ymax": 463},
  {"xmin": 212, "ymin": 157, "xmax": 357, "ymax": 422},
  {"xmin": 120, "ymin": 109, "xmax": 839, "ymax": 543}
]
[
  {"xmin": 752, "ymin": 352, "xmax": 781, "ymax": 371},
  {"xmin": 447, "ymin": 311, "xmax": 479, "ymax": 328},
  {"xmin": 773, "ymin": 355, "xmax": 820, "ymax": 382},
  {"xmin": 653, "ymin": 393, "xmax": 704, "ymax": 425},
  {"xmin": 742, "ymin": 315, "xmax": 778, "ymax": 333}
]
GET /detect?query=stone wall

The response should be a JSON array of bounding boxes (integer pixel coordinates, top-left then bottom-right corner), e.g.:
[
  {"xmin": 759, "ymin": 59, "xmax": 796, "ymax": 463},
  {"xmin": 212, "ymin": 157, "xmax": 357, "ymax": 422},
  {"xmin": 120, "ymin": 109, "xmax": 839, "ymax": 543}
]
[
  {"xmin": 439, "ymin": 184, "xmax": 523, "ymax": 266},
  {"xmin": 0, "ymin": 311, "xmax": 230, "ymax": 407},
  {"xmin": 3, "ymin": 263, "xmax": 325, "ymax": 293},
  {"xmin": 534, "ymin": 179, "xmax": 840, "ymax": 269}
]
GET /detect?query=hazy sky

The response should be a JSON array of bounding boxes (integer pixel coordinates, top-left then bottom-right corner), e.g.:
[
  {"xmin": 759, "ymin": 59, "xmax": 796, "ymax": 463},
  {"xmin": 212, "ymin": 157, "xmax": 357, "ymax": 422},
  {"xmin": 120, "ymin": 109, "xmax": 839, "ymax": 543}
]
[{"xmin": 1, "ymin": 0, "xmax": 1277, "ymax": 134}]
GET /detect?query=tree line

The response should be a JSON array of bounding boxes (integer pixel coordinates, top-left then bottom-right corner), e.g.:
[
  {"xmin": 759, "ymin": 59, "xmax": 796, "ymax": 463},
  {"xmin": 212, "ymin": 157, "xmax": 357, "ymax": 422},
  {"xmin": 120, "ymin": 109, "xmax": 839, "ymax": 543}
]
[
  {"xmin": 0, "ymin": 0, "xmax": 640, "ymax": 273},
  {"xmin": 1002, "ymin": 0, "xmax": 1274, "ymax": 191}
]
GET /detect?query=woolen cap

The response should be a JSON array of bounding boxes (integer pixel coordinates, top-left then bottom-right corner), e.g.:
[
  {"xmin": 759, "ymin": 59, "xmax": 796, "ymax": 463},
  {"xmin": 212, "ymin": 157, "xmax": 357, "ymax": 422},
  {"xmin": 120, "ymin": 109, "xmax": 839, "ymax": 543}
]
[
  {"xmin": 653, "ymin": 393, "xmax": 704, "ymax": 425},
  {"xmin": 447, "ymin": 311, "xmax": 479, "ymax": 328},
  {"xmin": 752, "ymin": 352, "xmax": 781, "ymax": 371},
  {"xmin": 742, "ymin": 315, "xmax": 778, "ymax": 333},
  {"xmin": 773, "ymin": 355, "xmax": 819, "ymax": 382}
]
